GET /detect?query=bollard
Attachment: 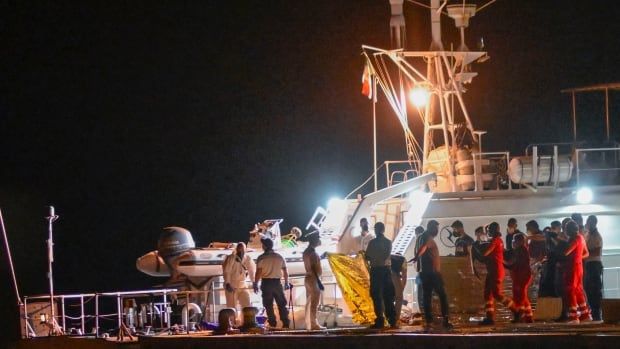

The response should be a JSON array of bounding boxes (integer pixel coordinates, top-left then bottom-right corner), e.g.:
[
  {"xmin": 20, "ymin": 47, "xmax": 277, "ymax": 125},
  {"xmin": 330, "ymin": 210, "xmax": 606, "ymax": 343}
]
[
  {"xmin": 214, "ymin": 308, "xmax": 239, "ymax": 335},
  {"xmin": 240, "ymin": 307, "xmax": 264, "ymax": 333}
]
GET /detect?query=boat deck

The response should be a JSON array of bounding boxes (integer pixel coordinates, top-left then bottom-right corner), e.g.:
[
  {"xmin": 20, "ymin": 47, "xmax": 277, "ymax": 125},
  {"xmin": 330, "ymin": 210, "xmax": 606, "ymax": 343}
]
[{"xmin": 13, "ymin": 322, "xmax": 620, "ymax": 349}]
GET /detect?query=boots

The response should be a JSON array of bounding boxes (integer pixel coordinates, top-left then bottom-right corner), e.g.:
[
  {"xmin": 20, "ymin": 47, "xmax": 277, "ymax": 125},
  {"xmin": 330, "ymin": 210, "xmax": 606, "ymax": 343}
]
[
  {"xmin": 480, "ymin": 317, "xmax": 495, "ymax": 325},
  {"xmin": 510, "ymin": 311, "xmax": 521, "ymax": 323},
  {"xmin": 480, "ymin": 310, "xmax": 495, "ymax": 325}
]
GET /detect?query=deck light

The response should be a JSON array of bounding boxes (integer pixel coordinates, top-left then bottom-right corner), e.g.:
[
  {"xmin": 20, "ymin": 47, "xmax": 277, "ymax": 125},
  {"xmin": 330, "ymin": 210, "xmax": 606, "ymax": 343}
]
[
  {"xmin": 576, "ymin": 187, "xmax": 593, "ymax": 204},
  {"xmin": 409, "ymin": 86, "xmax": 431, "ymax": 107}
]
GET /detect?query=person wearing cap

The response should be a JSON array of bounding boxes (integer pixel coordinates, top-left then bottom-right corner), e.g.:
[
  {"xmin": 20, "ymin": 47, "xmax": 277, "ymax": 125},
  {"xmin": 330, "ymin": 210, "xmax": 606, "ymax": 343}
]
[
  {"xmin": 254, "ymin": 238, "xmax": 291, "ymax": 329},
  {"xmin": 222, "ymin": 242, "xmax": 256, "ymax": 310},
  {"xmin": 365, "ymin": 222, "xmax": 397, "ymax": 329},
  {"xmin": 303, "ymin": 232, "xmax": 325, "ymax": 330},
  {"xmin": 451, "ymin": 220, "xmax": 474, "ymax": 257},
  {"xmin": 411, "ymin": 220, "xmax": 453, "ymax": 330}
]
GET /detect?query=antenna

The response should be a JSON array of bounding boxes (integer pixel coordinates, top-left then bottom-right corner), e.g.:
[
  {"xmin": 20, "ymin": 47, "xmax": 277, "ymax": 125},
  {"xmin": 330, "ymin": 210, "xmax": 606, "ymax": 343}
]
[
  {"xmin": 45, "ymin": 206, "xmax": 62, "ymax": 335},
  {"xmin": 389, "ymin": 0, "xmax": 406, "ymax": 49},
  {"xmin": 447, "ymin": 3, "xmax": 477, "ymax": 51}
]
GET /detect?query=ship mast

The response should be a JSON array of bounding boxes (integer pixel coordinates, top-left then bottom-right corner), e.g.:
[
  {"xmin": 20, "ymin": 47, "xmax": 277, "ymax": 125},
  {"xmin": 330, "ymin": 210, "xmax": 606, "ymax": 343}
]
[{"xmin": 363, "ymin": 0, "xmax": 489, "ymax": 192}]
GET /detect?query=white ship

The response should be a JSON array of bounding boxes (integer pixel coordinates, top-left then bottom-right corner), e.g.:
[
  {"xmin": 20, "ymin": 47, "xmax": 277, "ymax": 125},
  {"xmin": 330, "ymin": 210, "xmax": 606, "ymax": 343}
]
[
  {"xmin": 136, "ymin": 0, "xmax": 620, "ymax": 300},
  {"xmin": 137, "ymin": 0, "xmax": 620, "ymax": 286},
  {"xmin": 16, "ymin": 2, "xmax": 620, "ymax": 338}
]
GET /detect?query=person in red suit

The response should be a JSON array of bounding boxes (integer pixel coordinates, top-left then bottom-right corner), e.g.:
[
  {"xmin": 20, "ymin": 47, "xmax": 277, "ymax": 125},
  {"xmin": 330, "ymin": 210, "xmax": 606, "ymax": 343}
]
[
  {"xmin": 563, "ymin": 220, "xmax": 592, "ymax": 323},
  {"xmin": 476, "ymin": 222, "xmax": 518, "ymax": 325},
  {"xmin": 504, "ymin": 233, "xmax": 533, "ymax": 323}
]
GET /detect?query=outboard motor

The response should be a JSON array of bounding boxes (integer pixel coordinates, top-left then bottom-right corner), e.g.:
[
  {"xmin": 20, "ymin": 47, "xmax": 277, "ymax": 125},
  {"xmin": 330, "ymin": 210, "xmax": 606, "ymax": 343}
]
[{"xmin": 157, "ymin": 226, "xmax": 196, "ymax": 271}]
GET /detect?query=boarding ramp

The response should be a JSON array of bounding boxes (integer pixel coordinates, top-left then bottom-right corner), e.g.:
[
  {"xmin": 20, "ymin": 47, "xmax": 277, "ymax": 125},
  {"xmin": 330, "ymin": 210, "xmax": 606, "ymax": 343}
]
[
  {"xmin": 391, "ymin": 189, "xmax": 434, "ymax": 258},
  {"xmin": 337, "ymin": 172, "xmax": 437, "ymax": 254}
]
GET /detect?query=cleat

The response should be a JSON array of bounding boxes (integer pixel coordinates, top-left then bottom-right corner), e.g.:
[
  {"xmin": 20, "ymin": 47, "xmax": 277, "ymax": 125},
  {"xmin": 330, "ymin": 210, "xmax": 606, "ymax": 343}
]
[
  {"xmin": 579, "ymin": 314, "xmax": 593, "ymax": 322},
  {"xmin": 566, "ymin": 319, "xmax": 580, "ymax": 325}
]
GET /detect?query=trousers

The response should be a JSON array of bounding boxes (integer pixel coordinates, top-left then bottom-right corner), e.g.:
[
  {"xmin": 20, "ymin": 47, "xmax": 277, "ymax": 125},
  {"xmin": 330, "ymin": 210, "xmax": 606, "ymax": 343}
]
[
  {"xmin": 391, "ymin": 273, "xmax": 405, "ymax": 322},
  {"xmin": 584, "ymin": 261, "xmax": 603, "ymax": 320},
  {"xmin": 304, "ymin": 275, "xmax": 321, "ymax": 329},
  {"xmin": 419, "ymin": 271, "xmax": 449, "ymax": 323},
  {"xmin": 225, "ymin": 287, "xmax": 251, "ymax": 310},
  {"xmin": 484, "ymin": 272, "xmax": 516, "ymax": 318},
  {"xmin": 512, "ymin": 273, "xmax": 533, "ymax": 319},
  {"xmin": 260, "ymin": 279, "xmax": 290, "ymax": 327},
  {"xmin": 563, "ymin": 266, "xmax": 590, "ymax": 320},
  {"xmin": 370, "ymin": 266, "xmax": 396, "ymax": 327}
]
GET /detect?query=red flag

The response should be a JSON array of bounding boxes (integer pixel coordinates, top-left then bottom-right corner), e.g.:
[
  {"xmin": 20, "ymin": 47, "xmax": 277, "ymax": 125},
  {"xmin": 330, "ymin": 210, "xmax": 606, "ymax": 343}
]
[{"xmin": 361, "ymin": 63, "xmax": 372, "ymax": 99}]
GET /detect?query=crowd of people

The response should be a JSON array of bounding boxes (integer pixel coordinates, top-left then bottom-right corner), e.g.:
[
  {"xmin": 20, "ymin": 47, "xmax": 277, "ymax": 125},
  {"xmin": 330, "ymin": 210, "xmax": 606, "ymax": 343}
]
[
  {"xmin": 220, "ymin": 213, "xmax": 604, "ymax": 331},
  {"xmin": 363, "ymin": 213, "xmax": 604, "ymax": 330}
]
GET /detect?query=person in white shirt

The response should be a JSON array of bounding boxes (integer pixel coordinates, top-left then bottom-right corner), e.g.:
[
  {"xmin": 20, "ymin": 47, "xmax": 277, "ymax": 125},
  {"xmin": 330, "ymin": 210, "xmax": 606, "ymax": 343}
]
[
  {"xmin": 222, "ymin": 242, "xmax": 256, "ymax": 310},
  {"xmin": 254, "ymin": 238, "xmax": 291, "ymax": 328},
  {"xmin": 359, "ymin": 218, "xmax": 375, "ymax": 252}
]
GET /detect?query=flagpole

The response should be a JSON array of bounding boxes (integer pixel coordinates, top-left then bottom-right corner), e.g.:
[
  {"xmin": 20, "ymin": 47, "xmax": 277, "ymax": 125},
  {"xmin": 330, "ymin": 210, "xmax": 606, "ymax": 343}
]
[{"xmin": 372, "ymin": 75, "xmax": 378, "ymax": 192}]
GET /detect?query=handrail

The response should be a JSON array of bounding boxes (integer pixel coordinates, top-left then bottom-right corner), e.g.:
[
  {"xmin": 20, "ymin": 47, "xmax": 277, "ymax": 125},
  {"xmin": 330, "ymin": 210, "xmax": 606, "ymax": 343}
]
[{"xmin": 574, "ymin": 147, "xmax": 620, "ymax": 186}]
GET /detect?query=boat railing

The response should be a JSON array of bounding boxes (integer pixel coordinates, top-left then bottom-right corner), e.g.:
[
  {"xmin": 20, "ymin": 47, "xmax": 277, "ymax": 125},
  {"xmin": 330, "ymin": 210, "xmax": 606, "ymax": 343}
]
[
  {"xmin": 525, "ymin": 142, "xmax": 584, "ymax": 156},
  {"xmin": 21, "ymin": 264, "xmax": 620, "ymax": 337},
  {"xmin": 21, "ymin": 275, "xmax": 349, "ymax": 337},
  {"xmin": 384, "ymin": 160, "xmax": 421, "ymax": 187},
  {"xmin": 575, "ymin": 146, "xmax": 620, "ymax": 186},
  {"xmin": 22, "ymin": 288, "xmax": 177, "ymax": 338}
]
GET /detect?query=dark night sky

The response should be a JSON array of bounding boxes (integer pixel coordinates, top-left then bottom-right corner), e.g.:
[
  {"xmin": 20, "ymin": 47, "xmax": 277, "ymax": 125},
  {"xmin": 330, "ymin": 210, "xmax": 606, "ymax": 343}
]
[{"xmin": 1, "ymin": 0, "xmax": 619, "ymax": 340}]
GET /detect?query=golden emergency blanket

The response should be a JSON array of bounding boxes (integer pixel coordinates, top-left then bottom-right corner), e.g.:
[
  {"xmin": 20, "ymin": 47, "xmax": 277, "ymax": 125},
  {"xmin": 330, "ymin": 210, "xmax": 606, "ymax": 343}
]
[{"xmin": 327, "ymin": 253, "xmax": 376, "ymax": 325}]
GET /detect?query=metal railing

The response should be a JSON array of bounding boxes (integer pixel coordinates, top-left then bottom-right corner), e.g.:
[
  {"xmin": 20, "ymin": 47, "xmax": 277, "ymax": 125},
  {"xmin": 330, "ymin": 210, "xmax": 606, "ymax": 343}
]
[
  {"xmin": 23, "ymin": 289, "xmax": 177, "ymax": 338},
  {"xmin": 575, "ymin": 147, "xmax": 620, "ymax": 186},
  {"xmin": 22, "ymin": 265, "xmax": 619, "ymax": 339},
  {"xmin": 385, "ymin": 160, "xmax": 422, "ymax": 187}
]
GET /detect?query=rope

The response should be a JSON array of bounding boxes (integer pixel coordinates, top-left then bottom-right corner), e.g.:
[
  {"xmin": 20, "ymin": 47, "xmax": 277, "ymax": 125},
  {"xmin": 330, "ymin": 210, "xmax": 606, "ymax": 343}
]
[
  {"xmin": 0, "ymin": 209, "xmax": 23, "ymax": 305},
  {"xmin": 345, "ymin": 163, "xmax": 386, "ymax": 199}
]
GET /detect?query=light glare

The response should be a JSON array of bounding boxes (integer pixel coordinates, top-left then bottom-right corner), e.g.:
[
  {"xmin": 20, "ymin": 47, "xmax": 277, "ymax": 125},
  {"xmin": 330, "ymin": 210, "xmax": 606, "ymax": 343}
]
[
  {"xmin": 409, "ymin": 87, "xmax": 431, "ymax": 107},
  {"xmin": 576, "ymin": 187, "xmax": 593, "ymax": 204}
]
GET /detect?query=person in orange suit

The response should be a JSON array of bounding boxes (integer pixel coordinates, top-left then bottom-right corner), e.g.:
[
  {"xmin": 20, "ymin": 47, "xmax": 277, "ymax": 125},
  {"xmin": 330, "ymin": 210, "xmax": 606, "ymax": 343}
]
[
  {"xmin": 563, "ymin": 220, "xmax": 592, "ymax": 323},
  {"xmin": 476, "ymin": 222, "xmax": 518, "ymax": 325},
  {"xmin": 504, "ymin": 233, "xmax": 533, "ymax": 323}
]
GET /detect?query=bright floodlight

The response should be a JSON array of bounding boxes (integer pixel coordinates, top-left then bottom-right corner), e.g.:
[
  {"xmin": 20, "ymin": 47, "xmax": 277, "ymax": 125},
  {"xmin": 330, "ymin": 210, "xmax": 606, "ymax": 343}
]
[
  {"xmin": 576, "ymin": 187, "xmax": 593, "ymax": 204},
  {"xmin": 327, "ymin": 197, "xmax": 341, "ymax": 208},
  {"xmin": 409, "ymin": 86, "xmax": 430, "ymax": 107}
]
